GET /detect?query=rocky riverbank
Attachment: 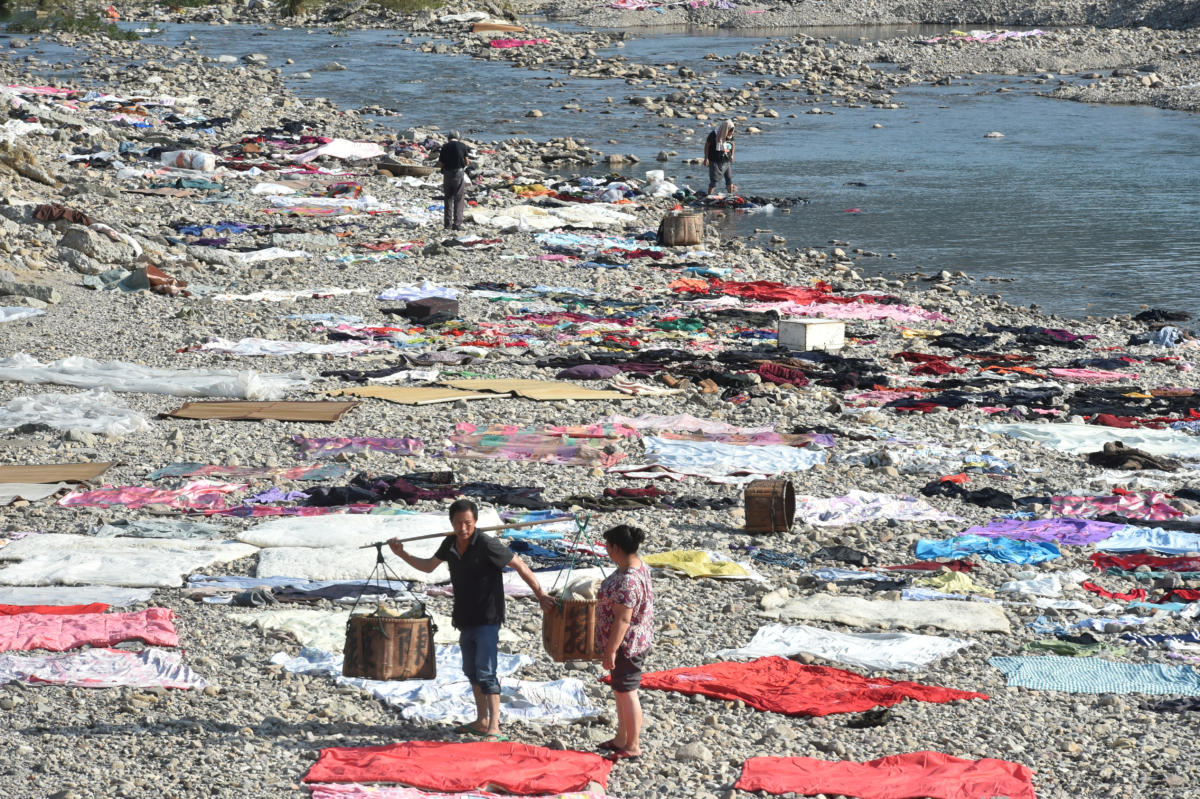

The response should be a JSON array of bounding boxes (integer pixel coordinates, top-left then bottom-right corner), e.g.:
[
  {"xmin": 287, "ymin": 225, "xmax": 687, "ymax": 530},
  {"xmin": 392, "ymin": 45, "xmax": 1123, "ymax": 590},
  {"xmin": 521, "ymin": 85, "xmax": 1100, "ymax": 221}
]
[{"xmin": 1, "ymin": 11, "xmax": 1200, "ymax": 799}]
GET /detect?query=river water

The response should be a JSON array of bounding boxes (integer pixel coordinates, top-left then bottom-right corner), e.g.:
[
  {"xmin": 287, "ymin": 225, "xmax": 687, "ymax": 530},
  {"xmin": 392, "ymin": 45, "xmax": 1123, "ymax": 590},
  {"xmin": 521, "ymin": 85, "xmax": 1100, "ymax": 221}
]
[{"xmin": 10, "ymin": 21, "xmax": 1200, "ymax": 318}]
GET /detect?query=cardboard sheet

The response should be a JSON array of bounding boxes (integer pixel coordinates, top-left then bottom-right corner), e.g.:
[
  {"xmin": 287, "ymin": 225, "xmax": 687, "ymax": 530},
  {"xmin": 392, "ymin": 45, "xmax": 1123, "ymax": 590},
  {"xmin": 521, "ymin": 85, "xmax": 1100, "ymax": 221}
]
[
  {"xmin": 166, "ymin": 401, "xmax": 358, "ymax": 422},
  {"xmin": 329, "ymin": 386, "xmax": 499, "ymax": 405},
  {"xmin": 440, "ymin": 379, "xmax": 627, "ymax": 401},
  {"xmin": 0, "ymin": 483, "xmax": 70, "ymax": 505},
  {"xmin": 0, "ymin": 462, "xmax": 113, "ymax": 483}
]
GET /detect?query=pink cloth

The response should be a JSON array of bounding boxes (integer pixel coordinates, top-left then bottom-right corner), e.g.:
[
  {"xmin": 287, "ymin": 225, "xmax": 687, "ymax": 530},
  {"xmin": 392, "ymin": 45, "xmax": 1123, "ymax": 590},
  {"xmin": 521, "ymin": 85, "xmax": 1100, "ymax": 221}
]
[
  {"xmin": 1048, "ymin": 368, "xmax": 1139, "ymax": 384},
  {"xmin": 58, "ymin": 480, "xmax": 246, "ymax": 510},
  {"xmin": 489, "ymin": 38, "xmax": 551, "ymax": 48},
  {"xmin": 745, "ymin": 300, "xmax": 952, "ymax": 323},
  {"xmin": 0, "ymin": 608, "xmax": 177, "ymax": 652},
  {"xmin": 0, "ymin": 647, "xmax": 206, "ymax": 689},
  {"xmin": 1051, "ymin": 492, "xmax": 1184, "ymax": 521}
]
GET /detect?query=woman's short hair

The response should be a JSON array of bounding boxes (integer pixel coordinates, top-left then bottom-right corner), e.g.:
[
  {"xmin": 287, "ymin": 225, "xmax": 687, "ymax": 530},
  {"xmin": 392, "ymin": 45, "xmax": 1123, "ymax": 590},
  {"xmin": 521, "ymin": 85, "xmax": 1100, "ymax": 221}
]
[{"xmin": 603, "ymin": 524, "xmax": 645, "ymax": 554}]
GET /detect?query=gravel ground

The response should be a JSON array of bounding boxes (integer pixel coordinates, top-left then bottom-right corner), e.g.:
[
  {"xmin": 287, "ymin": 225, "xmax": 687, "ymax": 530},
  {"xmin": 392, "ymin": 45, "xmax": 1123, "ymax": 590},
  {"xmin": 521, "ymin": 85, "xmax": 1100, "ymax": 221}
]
[{"xmin": 1, "ymin": 7, "xmax": 1199, "ymax": 799}]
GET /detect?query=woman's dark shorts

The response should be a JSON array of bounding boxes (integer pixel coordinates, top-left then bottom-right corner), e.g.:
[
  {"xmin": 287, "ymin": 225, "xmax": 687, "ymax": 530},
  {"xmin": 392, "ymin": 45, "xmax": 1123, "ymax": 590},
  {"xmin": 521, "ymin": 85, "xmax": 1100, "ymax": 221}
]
[{"xmin": 611, "ymin": 650, "xmax": 647, "ymax": 692}]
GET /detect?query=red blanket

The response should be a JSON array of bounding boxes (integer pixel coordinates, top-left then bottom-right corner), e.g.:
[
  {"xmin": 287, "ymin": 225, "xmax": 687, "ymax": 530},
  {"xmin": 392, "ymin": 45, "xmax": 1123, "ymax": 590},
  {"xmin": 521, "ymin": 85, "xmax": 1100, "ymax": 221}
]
[
  {"xmin": 0, "ymin": 603, "xmax": 109, "ymax": 616},
  {"xmin": 303, "ymin": 741, "xmax": 613, "ymax": 794},
  {"xmin": 625, "ymin": 656, "xmax": 986, "ymax": 716},
  {"xmin": 735, "ymin": 751, "xmax": 1037, "ymax": 799},
  {"xmin": 0, "ymin": 608, "xmax": 176, "ymax": 652}
]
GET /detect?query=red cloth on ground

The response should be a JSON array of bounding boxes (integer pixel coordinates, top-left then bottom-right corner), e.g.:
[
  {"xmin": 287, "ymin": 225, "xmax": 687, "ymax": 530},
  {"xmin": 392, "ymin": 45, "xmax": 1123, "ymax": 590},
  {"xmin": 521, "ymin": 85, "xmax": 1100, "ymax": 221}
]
[
  {"xmin": 303, "ymin": 741, "xmax": 613, "ymax": 793},
  {"xmin": 891, "ymin": 352, "xmax": 950, "ymax": 364},
  {"xmin": 757, "ymin": 362, "xmax": 811, "ymax": 387},
  {"xmin": 620, "ymin": 656, "xmax": 987, "ymax": 716},
  {"xmin": 734, "ymin": 751, "xmax": 1037, "ymax": 799},
  {"xmin": 0, "ymin": 603, "xmax": 109, "ymax": 616},
  {"xmin": 1089, "ymin": 553, "xmax": 1200, "ymax": 572},
  {"xmin": 1080, "ymin": 581, "xmax": 1148, "ymax": 603},
  {"xmin": 1159, "ymin": 589, "xmax": 1200, "ymax": 604},
  {"xmin": 910, "ymin": 361, "xmax": 967, "ymax": 376},
  {"xmin": 0, "ymin": 608, "xmax": 177, "ymax": 652}
]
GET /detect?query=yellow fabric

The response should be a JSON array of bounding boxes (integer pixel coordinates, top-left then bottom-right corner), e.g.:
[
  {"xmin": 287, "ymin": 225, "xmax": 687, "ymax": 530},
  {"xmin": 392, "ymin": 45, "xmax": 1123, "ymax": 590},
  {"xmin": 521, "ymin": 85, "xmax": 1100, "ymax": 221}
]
[
  {"xmin": 915, "ymin": 571, "xmax": 994, "ymax": 596},
  {"xmin": 900, "ymin": 328, "xmax": 941, "ymax": 339},
  {"xmin": 643, "ymin": 550, "xmax": 748, "ymax": 579}
]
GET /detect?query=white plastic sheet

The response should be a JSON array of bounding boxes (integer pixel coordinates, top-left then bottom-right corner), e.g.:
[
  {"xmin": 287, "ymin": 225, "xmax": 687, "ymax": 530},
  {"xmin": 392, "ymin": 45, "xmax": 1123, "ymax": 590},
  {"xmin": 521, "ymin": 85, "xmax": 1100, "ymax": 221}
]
[
  {"xmin": 0, "ymin": 482, "xmax": 70, "ymax": 505},
  {"xmin": 0, "ymin": 307, "xmax": 45, "ymax": 323},
  {"xmin": 0, "ymin": 648, "xmax": 207, "ymax": 690},
  {"xmin": 713, "ymin": 623, "xmax": 974, "ymax": 671},
  {"xmin": 980, "ymin": 422, "xmax": 1200, "ymax": 459},
  {"xmin": 611, "ymin": 436, "xmax": 826, "ymax": 484},
  {"xmin": 228, "ymin": 248, "xmax": 310, "ymax": 263},
  {"xmin": 290, "ymin": 139, "xmax": 386, "ymax": 163},
  {"xmin": 0, "ymin": 586, "xmax": 155, "ymax": 606},
  {"xmin": 272, "ymin": 645, "xmax": 597, "ymax": 724},
  {"xmin": 468, "ymin": 204, "xmax": 637, "ymax": 231},
  {"xmin": 244, "ymin": 609, "xmax": 516, "ymax": 650},
  {"xmin": 0, "ymin": 389, "xmax": 149, "ymax": 436},
  {"xmin": 0, "ymin": 353, "xmax": 312, "ymax": 399},
  {"xmin": 760, "ymin": 594, "xmax": 1012, "ymax": 634},
  {"xmin": 0, "ymin": 534, "xmax": 258, "ymax": 588},
  {"xmin": 194, "ymin": 337, "xmax": 391, "ymax": 356}
]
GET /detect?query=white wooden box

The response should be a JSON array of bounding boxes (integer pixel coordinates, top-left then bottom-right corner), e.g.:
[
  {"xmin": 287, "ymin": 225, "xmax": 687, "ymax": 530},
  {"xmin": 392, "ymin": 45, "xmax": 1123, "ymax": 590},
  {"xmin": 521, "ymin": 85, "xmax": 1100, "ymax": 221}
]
[{"xmin": 777, "ymin": 319, "xmax": 845, "ymax": 351}]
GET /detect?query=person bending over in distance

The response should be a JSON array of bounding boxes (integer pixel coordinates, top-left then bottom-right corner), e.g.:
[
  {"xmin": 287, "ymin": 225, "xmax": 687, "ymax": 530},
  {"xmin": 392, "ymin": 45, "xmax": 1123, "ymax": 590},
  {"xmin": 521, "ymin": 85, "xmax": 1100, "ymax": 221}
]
[
  {"xmin": 389, "ymin": 499, "xmax": 554, "ymax": 740},
  {"xmin": 703, "ymin": 120, "xmax": 736, "ymax": 196},
  {"xmin": 438, "ymin": 131, "xmax": 471, "ymax": 230},
  {"xmin": 595, "ymin": 523, "xmax": 654, "ymax": 762}
]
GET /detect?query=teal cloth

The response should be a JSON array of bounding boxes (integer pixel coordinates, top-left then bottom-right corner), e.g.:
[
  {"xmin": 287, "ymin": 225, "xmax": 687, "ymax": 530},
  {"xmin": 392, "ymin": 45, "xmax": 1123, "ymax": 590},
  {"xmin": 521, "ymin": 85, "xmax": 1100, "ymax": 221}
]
[{"xmin": 990, "ymin": 655, "xmax": 1200, "ymax": 696}]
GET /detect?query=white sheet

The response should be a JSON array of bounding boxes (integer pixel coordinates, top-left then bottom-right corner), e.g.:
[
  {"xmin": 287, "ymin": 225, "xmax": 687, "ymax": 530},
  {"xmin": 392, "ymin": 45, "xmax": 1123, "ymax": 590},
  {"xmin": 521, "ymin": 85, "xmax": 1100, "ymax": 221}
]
[
  {"xmin": 0, "ymin": 585, "xmax": 155, "ymax": 606},
  {"xmin": 760, "ymin": 594, "xmax": 1012, "ymax": 634},
  {"xmin": 0, "ymin": 307, "xmax": 44, "ymax": 323},
  {"xmin": 194, "ymin": 337, "xmax": 391, "ymax": 356},
  {"xmin": 0, "ymin": 353, "xmax": 312, "ymax": 400},
  {"xmin": 244, "ymin": 609, "xmax": 517, "ymax": 651},
  {"xmin": 0, "ymin": 647, "xmax": 207, "ymax": 690},
  {"xmin": 0, "ymin": 389, "xmax": 149, "ymax": 436},
  {"xmin": 713, "ymin": 623, "xmax": 974, "ymax": 671},
  {"xmin": 257, "ymin": 546, "xmax": 448, "ymax": 584},
  {"xmin": 272, "ymin": 645, "xmax": 597, "ymax": 724},
  {"xmin": 611, "ymin": 436, "xmax": 826, "ymax": 484},
  {"xmin": 468, "ymin": 203, "xmax": 637, "ymax": 231},
  {"xmin": 0, "ymin": 482, "xmax": 70, "ymax": 505},
  {"xmin": 980, "ymin": 422, "xmax": 1200, "ymax": 459},
  {"xmin": 0, "ymin": 534, "xmax": 257, "ymax": 588}
]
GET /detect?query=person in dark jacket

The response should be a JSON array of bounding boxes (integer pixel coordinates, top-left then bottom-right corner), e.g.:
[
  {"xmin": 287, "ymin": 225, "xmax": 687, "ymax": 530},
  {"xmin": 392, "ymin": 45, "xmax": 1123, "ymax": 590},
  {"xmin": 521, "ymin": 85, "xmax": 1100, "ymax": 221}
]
[
  {"xmin": 438, "ymin": 131, "xmax": 471, "ymax": 230},
  {"xmin": 388, "ymin": 499, "xmax": 553, "ymax": 740},
  {"xmin": 703, "ymin": 120, "xmax": 736, "ymax": 196}
]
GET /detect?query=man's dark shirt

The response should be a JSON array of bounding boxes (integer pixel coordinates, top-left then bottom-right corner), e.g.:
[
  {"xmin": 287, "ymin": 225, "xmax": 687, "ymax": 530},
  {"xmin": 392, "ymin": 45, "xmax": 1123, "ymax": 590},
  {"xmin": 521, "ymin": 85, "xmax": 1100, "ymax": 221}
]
[
  {"xmin": 438, "ymin": 140, "xmax": 471, "ymax": 172},
  {"xmin": 435, "ymin": 532, "xmax": 513, "ymax": 628}
]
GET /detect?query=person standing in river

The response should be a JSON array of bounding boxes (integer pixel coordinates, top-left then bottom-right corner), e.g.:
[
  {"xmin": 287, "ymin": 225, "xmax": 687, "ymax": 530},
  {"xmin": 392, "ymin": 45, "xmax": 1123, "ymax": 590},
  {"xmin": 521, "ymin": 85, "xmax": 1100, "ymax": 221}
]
[
  {"xmin": 438, "ymin": 130, "xmax": 471, "ymax": 230},
  {"xmin": 703, "ymin": 120, "xmax": 736, "ymax": 196},
  {"xmin": 388, "ymin": 499, "xmax": 555, "ymax": 741}
]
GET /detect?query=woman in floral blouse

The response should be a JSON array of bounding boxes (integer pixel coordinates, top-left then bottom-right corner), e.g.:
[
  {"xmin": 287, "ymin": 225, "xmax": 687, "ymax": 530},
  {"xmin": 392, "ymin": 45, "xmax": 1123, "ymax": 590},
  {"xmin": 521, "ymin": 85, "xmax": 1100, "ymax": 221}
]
[{"xmin": 595, "ymin": 524, "xmax": 654, "ymax": 762}]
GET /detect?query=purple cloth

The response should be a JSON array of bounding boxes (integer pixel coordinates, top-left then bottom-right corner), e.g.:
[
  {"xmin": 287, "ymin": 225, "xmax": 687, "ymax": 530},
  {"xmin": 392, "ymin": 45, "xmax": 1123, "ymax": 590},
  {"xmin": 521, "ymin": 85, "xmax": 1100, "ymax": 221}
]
[
  {"xmin": 556, "ymin": 364, "xmax": 622, "ymax": 380},
  {"xmin": 962, "ymin": 517, "xmax": 1124, "ymax": 546},
  {"xmin": 248, "ymin": 486, "xmax": 310, "ymax": 504}
]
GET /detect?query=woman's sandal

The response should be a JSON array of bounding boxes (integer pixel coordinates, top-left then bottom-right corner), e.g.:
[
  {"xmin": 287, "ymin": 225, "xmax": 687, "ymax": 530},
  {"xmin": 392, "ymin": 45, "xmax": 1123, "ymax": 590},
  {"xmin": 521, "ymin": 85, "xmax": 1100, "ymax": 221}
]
[
  {"xmin": 605, "ymin": 749, "xmax": 641, "ymax": 762},
  {"xmin": 597, "ymin": 739, "xmax": 621, "ymax": 751},
  {"xmin": 453, "ymin": 723, "xmax": 486, "ymax": 736}
]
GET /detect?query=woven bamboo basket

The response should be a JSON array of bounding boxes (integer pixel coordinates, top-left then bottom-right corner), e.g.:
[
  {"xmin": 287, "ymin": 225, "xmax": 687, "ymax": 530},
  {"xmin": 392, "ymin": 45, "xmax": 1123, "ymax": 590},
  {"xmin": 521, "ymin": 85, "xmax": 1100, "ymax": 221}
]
[
  {"xmin": 658, "ymin": 211, "xmax": 704, "ymax": 246},
  {"xmin": 542, "ymin": 599, "xmax": 602, "ymax": 662},
  {"xmin": 343, "ymin": 613, "xmax": 436, "ymax": 681}
]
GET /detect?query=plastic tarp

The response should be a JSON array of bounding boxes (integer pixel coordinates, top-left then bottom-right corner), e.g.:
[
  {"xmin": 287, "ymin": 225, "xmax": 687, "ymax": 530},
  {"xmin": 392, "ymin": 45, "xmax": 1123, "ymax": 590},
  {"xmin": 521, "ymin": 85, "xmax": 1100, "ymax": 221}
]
[
  {"xmin": 630, "ymin": 656, "xmax": 987, "ymax": 716},
  {"xmin": 0, "ymin": 607, "xmax": 177, "ymax": 651},
  {"xmin": 304, "ymin": 740, "xmax": 613, "ymax": 793},
  {"xmin": 0, "ymin": 586, "xmax": 154, "ymax": 606},
  {"xmin": 0, "ymin": 535, "xmax": 258, "ymax": 588},
  {"xmin": 0, "ymin": 389, "xmax": 149, "ymax": 436},
  {"xmin": 0, "ymin": 353, "xmax": 311, "ymax": 400},
  {"xmin": 914, "ymin": 535, "xmax": 1060, "ymax": 564},
  {"xmin": 0, "ymin": 482, "xmax": 70, "ymax": 505},
  {"xmin": 247, "ymin": 609, "xmax": 516, "ymax": 650},
  {"xmin": 980, "ymin": 422, "xmax": 1200, "ymax": 459},
  {"xmin": 274, "ymin": 646, "xmax": 597, "ymax": 725},
  {"xmin": 759, "ymin": 595, "xmax": 1012, "ymax": 634},
  {"xmin": 468, "ymin": 204, "xmax": 637, "ymax": 231},
  {"xmin": 735, "ymin": 751, "xmax": 1036, "ymax": 799},
  {"xmin": 243, "ymin": 510, "xmax": 501, "ymax": 583},
  {"xmin": 0, "ymin": 647, "xmax": 207, "ymax": 690},
  {"xmin": 990, "ymin": 654, "xmax": 1200, "ymax": 695},
  {"xmin": 713, "ymin": 623, "xmax": 974, "ymax": 672}
]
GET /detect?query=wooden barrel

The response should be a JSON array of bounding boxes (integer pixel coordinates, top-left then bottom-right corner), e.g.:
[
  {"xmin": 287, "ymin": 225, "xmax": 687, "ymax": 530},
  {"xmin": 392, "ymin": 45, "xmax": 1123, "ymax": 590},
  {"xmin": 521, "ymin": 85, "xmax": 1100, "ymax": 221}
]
[
  {"xmin": 542, "ymin": 599, "xmax": 602, "ymax": 662},
  {"xmin": 744, "ymin": 479, "xmax": 796, "ymax": 533},
  {"xmin": 658, "ymin": 211, "xmax": 704, "ymax": 246},
  {"xmin": 343, "ymin": 614, "xmax": 436, "ymax": 681}
]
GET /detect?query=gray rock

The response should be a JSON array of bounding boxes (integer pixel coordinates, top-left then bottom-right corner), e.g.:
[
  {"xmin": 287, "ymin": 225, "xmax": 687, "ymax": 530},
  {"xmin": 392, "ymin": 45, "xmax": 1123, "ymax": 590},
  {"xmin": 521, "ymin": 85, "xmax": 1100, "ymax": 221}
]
[
  {"xmin": 0, "ymin": 280, "xmax": 60, "ymax": 304},
  {"xmin": 58, "ymin": 225, "xmax": 138, "ymax": 265},
  {"xmin": 56, "ymin": 246, "xmax": 103, "ymax": 275},
  {"xmin": 242, "ymin": 53, "xmax": 269, "ymax": 65},
  {"xmin": 675, "ymin": 742, "xmax": 712, "ymax": 762},
  {"xmin": 271, "ymin": 233, "xmax": 340, "ymax": 249}
]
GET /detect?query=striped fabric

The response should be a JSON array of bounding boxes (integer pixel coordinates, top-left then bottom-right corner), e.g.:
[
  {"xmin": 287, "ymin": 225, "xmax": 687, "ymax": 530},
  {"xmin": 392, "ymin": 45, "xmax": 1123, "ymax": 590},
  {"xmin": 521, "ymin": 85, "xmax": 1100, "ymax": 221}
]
[{"xmin": 990, "ymin": 655, "xmax": 1200, "ymax": 695}]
